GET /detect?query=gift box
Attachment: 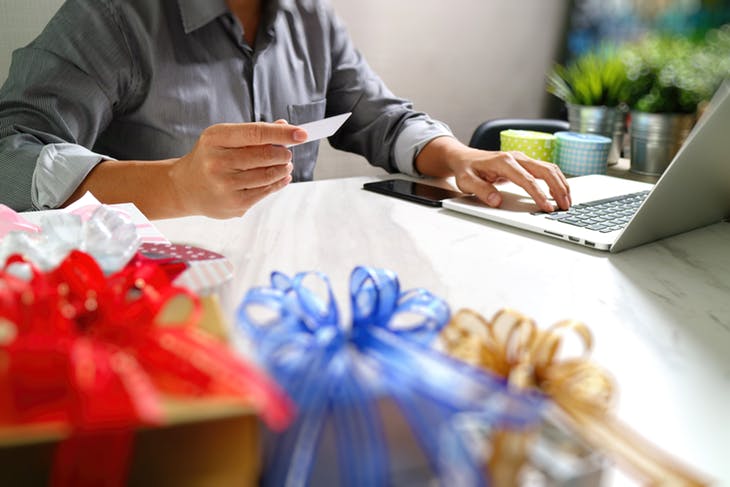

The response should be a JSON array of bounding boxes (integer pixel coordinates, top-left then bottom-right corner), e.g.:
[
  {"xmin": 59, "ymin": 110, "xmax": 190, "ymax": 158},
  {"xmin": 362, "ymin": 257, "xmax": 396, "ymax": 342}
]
[
  {"xmin": 236, "ymin": 267, "xmax": 545, "ymax": 485},
  {"xmin": 0, "ymin": 398, "xmax": 260, "ymax": 486},
  {"xmin": 0, "ymin": 249, "xmax": 293, "ymax": 486},
  {"xmin": 2, "ymin": 194, "xmax": 235, "ymax": 342},
  {"xmin": 438, "ymin": 308, "xmax": 709, "ymax": 486},
  {"xmin": 526, "ymin": 407, "xmax": 606, "ymax": 486},
  {"xmin": 140, "ymin": 242, "xmax": 234, "ymax": 341},
  {"xmin": 438, "ymin": 405, "xmax": 606, "ymax": 487}
]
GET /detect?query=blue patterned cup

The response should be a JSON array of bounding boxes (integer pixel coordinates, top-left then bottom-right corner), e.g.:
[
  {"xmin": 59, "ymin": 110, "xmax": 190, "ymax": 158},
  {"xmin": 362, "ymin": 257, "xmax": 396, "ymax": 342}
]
[{"xmin": 554, "ymin": 131, "xmax": 612, "ymax": 176}]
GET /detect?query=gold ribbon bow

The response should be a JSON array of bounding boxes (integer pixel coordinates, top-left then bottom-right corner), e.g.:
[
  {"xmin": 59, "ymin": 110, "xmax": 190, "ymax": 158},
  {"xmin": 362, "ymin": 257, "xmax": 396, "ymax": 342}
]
[{"xmin": 440, "ymin": 308, "xmax": 709, "ymax": 487}]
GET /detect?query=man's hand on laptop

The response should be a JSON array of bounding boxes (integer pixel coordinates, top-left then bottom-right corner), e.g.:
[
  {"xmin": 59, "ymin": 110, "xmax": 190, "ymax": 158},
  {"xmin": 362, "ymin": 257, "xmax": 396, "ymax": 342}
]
[{"xmin": 415, "ymin": 137, "xmax": 571, "ymax": 213}]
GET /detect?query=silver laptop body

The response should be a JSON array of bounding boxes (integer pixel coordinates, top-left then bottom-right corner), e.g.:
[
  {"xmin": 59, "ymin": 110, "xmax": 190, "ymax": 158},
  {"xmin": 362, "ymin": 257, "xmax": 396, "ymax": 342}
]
[{"xmin": 443, "ymin": 81, "xmax": 730, "ymax": 253}]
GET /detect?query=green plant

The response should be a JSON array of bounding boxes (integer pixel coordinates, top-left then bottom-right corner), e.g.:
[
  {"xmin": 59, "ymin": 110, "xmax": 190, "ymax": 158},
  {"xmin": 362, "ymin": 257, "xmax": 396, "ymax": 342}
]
[
  {"xmin": 546, "ymin": 47, "xmax": 629, "ymax": 107},
  {"xmin": 548, "ymin": 25, "xmax": 730, "ymax": 114},
  {"xmin": 702, "ymin": 25, "xmax": 730, "ymax": 95},
  {"xmin": 622, "ymin": 28, "xmax": 729, "ymax": 113}
]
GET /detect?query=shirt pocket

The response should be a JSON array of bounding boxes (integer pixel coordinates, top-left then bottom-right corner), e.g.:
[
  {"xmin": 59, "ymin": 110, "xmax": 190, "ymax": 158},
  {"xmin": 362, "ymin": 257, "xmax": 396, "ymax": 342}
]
[{"xmin": 287, "ymin": 100, "xmax": 327, "ymax": 181}]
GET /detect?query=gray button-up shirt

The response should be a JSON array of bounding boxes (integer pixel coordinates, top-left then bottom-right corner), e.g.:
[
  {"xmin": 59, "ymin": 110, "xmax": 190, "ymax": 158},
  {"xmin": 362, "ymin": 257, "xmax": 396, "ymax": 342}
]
[{"xmin": 0, "ymin": 0, "xmax": 451, "ymax": 211}]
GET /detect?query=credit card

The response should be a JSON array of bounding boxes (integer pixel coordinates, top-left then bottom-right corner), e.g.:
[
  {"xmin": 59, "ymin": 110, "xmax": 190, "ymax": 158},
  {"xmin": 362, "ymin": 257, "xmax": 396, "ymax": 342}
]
[{"xmin": 286, "ymin": 112, "xmax": 352, "ymax": 147}]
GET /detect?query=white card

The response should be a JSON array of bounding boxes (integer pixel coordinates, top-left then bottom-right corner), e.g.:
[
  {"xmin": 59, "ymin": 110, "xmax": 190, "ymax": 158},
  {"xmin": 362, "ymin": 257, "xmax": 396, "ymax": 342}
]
[{"xmin": 286, "ymin": 112, "xmax": 352, "ymax": 147}]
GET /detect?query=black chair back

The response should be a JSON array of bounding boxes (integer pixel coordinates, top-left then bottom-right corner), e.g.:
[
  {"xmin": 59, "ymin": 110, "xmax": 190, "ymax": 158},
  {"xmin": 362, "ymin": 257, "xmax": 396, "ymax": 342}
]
[{"xmin": 468, "ymin": 118, "xmax": 570, "ymax": 151}]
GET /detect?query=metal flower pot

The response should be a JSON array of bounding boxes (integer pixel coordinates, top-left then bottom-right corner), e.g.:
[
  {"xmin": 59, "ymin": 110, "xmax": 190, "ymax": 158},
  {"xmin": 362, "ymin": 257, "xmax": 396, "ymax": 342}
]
[
  {"xmin": 567, "ymin": 104, "xmax": 622, "ymax": 165},
  {"xmin": 629, "ymin": 112, "xmax": 695, "ymax": 176}
]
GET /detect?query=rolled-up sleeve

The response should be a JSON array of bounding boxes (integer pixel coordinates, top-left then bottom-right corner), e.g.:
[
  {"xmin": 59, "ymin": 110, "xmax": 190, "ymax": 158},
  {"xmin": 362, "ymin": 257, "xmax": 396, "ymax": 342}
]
[
  {"xmin": 0, "ymin": 0, "xmax": 136, "ymax": 211},
  {"xmin": 31, "ymin": 143, "xmax": 113, "ymax": 209},
  {"xmin": 392, "ymin": 118, "xmax": 453, "ymax": 176},
  {"xmin": 322, "ymin": 7, "xmax": 453, "ymax": 175}
]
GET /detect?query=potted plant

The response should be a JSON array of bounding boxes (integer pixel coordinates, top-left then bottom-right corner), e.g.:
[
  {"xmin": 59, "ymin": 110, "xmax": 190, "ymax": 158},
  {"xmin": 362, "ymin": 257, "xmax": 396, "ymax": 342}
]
[
  {"xmin": 546, "ymin": 47, "xmax": 631, "ymax": 164},
  {"xmin": 622, "ymin": 30, "xmax": 729, "ymax": 175},
  {"xmin": 699, "ymin": 25, "xmax": 730, "ymax": 117}
]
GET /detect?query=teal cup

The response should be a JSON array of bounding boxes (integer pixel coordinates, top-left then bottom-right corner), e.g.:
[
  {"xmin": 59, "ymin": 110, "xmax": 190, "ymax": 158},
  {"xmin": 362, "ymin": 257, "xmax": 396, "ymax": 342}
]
[{"xmin": 554, "ymin": 131, "xmax": 612, "ymax": 176}]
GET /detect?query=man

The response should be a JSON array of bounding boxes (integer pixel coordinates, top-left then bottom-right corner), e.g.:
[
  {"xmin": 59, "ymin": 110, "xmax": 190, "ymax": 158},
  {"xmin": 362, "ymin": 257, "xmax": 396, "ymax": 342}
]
[{"xmin": 0, "ymin": 0, "xmax": 571, "ymax": 219}]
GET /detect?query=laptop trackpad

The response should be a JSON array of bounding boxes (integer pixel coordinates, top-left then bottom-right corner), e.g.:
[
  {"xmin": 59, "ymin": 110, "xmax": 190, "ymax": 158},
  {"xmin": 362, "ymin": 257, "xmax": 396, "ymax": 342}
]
[{"xmin": 495, "ymin": 190, "xmax": 543, "ymax": 212}]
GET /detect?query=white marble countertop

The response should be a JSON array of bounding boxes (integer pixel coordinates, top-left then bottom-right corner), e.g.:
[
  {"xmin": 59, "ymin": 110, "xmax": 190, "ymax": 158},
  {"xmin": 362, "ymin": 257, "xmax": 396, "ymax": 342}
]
[{"xmin": 154, "ymin": 176, "xmax": 730, "ymax": 486}]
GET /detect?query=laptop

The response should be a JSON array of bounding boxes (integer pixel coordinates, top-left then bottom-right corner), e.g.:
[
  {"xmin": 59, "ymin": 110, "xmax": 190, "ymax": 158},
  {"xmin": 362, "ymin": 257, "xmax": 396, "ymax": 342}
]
[{"xmin": 442, "ymin": 81, "xmax": 730, "ymax": 253}]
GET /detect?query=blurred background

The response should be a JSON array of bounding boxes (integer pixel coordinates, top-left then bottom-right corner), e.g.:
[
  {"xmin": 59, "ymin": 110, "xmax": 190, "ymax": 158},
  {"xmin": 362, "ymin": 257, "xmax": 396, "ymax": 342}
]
[{"xmin": 1, "ymin": 0, "xmax": 728, "ymax": 179}]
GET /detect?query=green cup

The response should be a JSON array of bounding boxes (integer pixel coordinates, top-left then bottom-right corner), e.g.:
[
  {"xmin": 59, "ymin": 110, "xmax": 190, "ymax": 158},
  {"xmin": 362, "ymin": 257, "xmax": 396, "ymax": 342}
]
[{"xmin": 500, "ymin": 130, "xmax": 556, "ymax": 162}]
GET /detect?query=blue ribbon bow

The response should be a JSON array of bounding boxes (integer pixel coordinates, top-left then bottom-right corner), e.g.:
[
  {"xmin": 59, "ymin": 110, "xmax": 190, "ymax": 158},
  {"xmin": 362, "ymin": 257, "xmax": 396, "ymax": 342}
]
[{"xmin": 237, "ymin": 267, "xmax": 543, "ymax": 486}]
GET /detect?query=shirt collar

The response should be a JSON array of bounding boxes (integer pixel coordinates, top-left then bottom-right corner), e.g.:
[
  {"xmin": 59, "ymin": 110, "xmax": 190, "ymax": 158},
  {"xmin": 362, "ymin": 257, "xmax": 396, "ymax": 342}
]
[
  {"xmin": 262, "ymin": 0, "xmax": 287, "ymax": 37},
  {"xmin": 177, "ymin": 0, "xmax": 291, "ymax": 35},
  {"xmin": 177, "ymin": 0, "xmax": 230, "ymax": 34}
]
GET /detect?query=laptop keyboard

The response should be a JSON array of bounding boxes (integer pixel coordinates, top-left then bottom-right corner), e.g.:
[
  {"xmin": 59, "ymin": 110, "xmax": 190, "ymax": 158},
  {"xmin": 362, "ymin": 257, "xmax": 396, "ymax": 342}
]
[{"xmin": 539, "ymin": 190, "xmax": 650, "ymax": 233}]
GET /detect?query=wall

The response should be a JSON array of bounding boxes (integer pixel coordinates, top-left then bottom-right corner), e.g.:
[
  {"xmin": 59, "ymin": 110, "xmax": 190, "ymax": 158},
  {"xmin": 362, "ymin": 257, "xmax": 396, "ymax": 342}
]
[
  {"xmin": 0, "ymin": 0, "xmax": 570, "ymax": 179},
  {"xmin": 0, "ymin": 0, "xmax": 64, "ymax": 79},
  {"xmin": 317, "ymin": 0, "xmax": 570, "ymax": 179}
]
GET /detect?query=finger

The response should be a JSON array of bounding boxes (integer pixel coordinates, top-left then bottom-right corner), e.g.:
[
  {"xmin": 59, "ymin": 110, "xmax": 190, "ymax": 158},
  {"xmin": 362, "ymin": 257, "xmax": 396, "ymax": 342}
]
[
  {"xmin": 202, "ymin": 122, "xmax": 307, "ymax": 148},
  {"xmin": 274, "ymin": 119, "xmax": 289, "ymax": 125},
  {"xmin": 537, "ymin": 160, "xmax": 571, "ymax": 208},
  {"xmin": 487, "ymin": 155, "xmax": 555, "ymax": 212},
  {"xmin": 235, "ymin": 174, "xmax": 292, "ymax": 209},
  {"xmin": 525, "ymin": 160, "xmax": 571, "ymax": 210},
  {"xmin": 456, "ymin": 171, "xmax": 503, "ymax": 208},
  {"xmin": 546, "ymin": 166, "xmax": 572, "ymax": 209},
  {"xmin": 216, "ymin": 145, "xmax": 293, "ymax": 171},
  {"xmin": 511, "ymin": 153, "xmax": 572, "ymax": 210},
  {"xmin": 226, "ymin": 162, "xmax": 294, "ymax": 191}
]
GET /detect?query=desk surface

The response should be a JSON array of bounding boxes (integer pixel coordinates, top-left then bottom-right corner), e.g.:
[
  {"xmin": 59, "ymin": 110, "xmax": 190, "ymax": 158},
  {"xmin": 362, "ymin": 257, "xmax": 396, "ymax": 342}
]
[{"xmin": 154, "ymin": 175, "xmax": 729, "ymax": 486}]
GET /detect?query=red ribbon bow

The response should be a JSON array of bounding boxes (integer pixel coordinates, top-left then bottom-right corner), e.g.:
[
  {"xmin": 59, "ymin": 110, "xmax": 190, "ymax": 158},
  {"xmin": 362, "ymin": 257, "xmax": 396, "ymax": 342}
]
[{"xmin": 0, "ymin": 250, "xmax": 294, "ymax": 486}]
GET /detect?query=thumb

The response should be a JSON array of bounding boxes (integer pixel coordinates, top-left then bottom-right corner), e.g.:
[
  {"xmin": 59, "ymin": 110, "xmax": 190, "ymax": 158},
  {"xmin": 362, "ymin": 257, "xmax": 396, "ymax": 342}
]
[{"xmin": 457, "ymin": 172, "xmax": 502, "ymax": 208}]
